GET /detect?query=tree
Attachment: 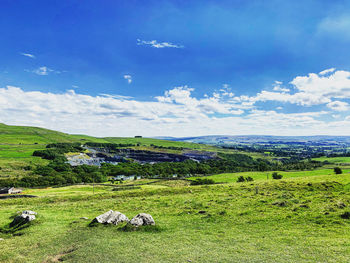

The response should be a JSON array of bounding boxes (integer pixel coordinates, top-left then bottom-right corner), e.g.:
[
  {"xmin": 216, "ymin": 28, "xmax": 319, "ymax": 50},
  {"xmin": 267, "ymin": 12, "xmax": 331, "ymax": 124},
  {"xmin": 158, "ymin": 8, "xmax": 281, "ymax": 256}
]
[
  {"xmin": 334, "ymin": 167, "xmax": 342, "ymax": 174},
  {"xmin": 272, "ymin": 172, "xmax": 283, "ymax": 180}
]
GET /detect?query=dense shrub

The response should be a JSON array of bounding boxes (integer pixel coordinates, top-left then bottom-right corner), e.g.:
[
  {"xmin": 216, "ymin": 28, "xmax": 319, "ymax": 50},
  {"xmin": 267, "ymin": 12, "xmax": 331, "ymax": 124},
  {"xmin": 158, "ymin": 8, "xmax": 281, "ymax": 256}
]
[
  {"xmin": 237, "ymin": 176, "xmax": 254, "ymax": 182},
  {"xmin": 272, "ymin": 172, "xmax": 283, "ymax": 180},
  {"xmin": 334, "ymin": 167, "xmax": 342, "ymax": 174},
  {"xmin": 237, "ymin": 176, "xmax": 246, "ymax": 182}
]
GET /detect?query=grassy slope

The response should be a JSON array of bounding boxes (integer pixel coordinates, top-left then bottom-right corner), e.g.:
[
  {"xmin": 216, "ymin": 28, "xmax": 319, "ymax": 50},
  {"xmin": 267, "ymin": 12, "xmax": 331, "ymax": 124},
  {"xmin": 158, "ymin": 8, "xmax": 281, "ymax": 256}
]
[
  {"xmin": 1, "ymin": 175, "xmax": 350, "ymax": 262},
  {"xmin": 189, "ymin": 168, "xmax": 350, "ymax": 184},
  {"xmin": 0, "ymin": 124, "xmax": 267, "ymax": 180},
  {"xmin": 312, "ymin": 156, "xmax": 350, "ymax": 164}
]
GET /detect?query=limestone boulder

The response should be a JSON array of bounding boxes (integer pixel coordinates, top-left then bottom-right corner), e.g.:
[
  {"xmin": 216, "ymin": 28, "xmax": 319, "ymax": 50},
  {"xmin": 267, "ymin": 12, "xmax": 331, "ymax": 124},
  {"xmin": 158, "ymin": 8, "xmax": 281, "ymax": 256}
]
[
  {"xmin": 93, "ymin": 210, "xmax": 129, "ymax": 225},
  {"xmin": 10, "ymin": 211, "xmax": 36, "ymax": 227},
  {"xmin": 129, "ymin": 213, "xmax": 155, "ymax": 227}
]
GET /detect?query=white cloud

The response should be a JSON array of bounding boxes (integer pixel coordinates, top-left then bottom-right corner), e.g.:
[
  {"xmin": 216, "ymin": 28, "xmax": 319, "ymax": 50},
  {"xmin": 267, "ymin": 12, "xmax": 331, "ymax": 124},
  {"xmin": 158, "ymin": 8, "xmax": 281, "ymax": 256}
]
[
  {"xmin": 3, "ymin": 68, "xmax": 350, "ymax": 136},
  {"xmin": 319, "ymin": 68, "xmax": 336, "ymax": 75},
  {"xmin": 20, "ymin": 52, "xmax": 35, "ymax": 59},
  {"xmin": 27, "ymin": 66, "xmax": 61, "ymax": 76},
  {"xmin": 327, "ymin": 101, "xmax": 349, "ymax": 111},
  {"xmin": 235, "ymin": 69, "xmax": 350, "ymax": 108},
  {"xmin": 137, "ymin": 39, "xmax": 184, "ymax": 48},
  {"xmin": 123, "ymin": 75, "xmax": 132, "ymax": 84}
]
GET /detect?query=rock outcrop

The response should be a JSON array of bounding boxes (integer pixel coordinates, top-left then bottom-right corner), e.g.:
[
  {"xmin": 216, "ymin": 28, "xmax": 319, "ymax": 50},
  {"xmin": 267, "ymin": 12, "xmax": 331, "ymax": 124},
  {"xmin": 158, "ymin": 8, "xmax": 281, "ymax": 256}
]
[
  {"xmin": 129, "ymin": 213, "xmax": 155, "ymax": 227},
  {"xmin": 93, "ymin": 210, "xmax": 129, "ymax": 225}
]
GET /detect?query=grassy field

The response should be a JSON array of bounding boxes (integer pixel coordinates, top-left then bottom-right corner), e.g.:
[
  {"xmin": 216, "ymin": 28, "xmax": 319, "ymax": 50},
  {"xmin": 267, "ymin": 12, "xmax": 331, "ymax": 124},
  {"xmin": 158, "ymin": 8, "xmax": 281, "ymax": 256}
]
[
  {"xmin": 312, "ymin": 156, "xmax": 350, "ymax": 164},
  {"xmin": 189, "ymin": 168, "xmax": 350, "ymax": 184},
  {"xmin": 1, "ymin": 174, "xmax": 350, "ymax": 262}
]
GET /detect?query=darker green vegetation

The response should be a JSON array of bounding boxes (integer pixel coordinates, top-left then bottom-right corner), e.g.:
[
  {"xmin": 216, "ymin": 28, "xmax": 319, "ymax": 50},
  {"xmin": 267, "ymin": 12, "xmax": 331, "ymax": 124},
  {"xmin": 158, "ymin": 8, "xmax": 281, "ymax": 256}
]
[
  {"xmin": 334, "ymin": 167, "xmax": 343, "ymax": 174},
  {"xmin": 190, "ymin": 178, "xmax": 215, "ymax": 185},
  {"xmin": 0, "ymin": 143, "xmax": 106, "ymax": 187},
  {"xmin": 237, "ymin": 176, "xmax": 254, "ymax": 183},
  {"xmin": 272, "ymin": 172, "xmax": 283, "ymax": 180},
  {"xmin": 32, "ymin": 143, "xmax": 83, "ymax": 160},
  {"xmin": 85, "ymin": 142, "xmax": 138, "ymax": 150}
]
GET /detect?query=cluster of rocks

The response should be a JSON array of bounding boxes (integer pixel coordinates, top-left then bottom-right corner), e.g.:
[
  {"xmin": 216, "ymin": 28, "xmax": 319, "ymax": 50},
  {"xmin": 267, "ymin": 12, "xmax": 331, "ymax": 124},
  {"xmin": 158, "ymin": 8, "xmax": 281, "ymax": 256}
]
[
  {"xmin": 92, "ymin": 210, "xmax": 155, "ymax": 227},
  {"xmin": 10, "ymin": 210, "xmax": 37, "ymax": 227}
]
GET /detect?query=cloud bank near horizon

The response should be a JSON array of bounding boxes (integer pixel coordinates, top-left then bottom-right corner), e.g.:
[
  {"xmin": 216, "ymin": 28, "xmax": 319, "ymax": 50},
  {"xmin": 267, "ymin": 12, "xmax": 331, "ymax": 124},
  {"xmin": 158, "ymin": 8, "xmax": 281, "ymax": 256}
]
[{"xmin": 1, "ymin": 69, "xmax": 350, "ymax": 137}]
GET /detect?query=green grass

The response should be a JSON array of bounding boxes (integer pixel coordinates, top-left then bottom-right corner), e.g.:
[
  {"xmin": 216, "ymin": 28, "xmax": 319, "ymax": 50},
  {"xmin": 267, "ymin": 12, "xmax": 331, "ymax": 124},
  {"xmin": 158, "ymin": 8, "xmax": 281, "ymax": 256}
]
[
  {"xmin": 189, "ymin": 168, "xmax": 350, "ymax": 184},
  {"xmin": 313, "ymin": 156, "xmax": 350, "ymax": 164},
  {"xmin": 1, "ymin": 176, "xmax": 350, "ymax": 262}
]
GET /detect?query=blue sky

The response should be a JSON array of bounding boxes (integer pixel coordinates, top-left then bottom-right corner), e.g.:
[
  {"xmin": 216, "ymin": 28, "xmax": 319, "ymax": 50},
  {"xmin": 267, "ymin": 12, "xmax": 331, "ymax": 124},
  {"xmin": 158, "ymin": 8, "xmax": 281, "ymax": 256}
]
[{"xmin": 1, "ymin": 0, "xmax": 350, "ymax": 136}]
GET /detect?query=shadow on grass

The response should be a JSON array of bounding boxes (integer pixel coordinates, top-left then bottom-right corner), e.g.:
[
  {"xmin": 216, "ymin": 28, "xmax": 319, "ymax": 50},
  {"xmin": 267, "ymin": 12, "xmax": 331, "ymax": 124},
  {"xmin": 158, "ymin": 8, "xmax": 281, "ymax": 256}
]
[
  {"xmin": 0, "ymin": 214, "xmax": 38, "ymax": 235},
  {"xmin": 88, "ymin": 221, "xmax": 163, "ymax": 232}
]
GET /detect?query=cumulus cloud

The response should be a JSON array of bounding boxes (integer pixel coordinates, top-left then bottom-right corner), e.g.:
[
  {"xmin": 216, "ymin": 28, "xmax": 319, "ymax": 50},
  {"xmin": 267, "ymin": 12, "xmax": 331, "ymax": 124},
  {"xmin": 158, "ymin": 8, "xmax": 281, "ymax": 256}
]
[
  {"xmin": 235, "ymin": 68, "xmax": 350, "ymax": 107},
  {"xmin": 0, "ymin": 86, "xmax": 246, "ymax": 136},
  {"xmin": 137, "ymin": 39, "xmax": 184, "ymax": 48},
  {"xmin": 123, "ymin": 75, "xmax": 132, "ymax": 84},
  {"xmin": 3, "ymin": 68, "xmax": 350, "ymax": 136},
  {"xmin": 20, "ymin": 52, "xmax": 35, "ymax": 59}
]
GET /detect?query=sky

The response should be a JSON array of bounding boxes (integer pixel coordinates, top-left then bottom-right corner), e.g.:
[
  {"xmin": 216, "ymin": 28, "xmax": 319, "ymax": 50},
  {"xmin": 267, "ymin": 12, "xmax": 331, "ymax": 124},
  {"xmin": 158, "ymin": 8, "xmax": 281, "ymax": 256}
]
[{"xmin": 1, "ymin": 0, "xmax": 350, "ymax": 137}]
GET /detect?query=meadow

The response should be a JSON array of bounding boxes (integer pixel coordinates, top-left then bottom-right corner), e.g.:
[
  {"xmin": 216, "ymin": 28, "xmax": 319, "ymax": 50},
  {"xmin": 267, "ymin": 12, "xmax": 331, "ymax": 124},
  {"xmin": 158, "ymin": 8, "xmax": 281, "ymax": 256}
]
[
  {"xmin": 1, "ymin": 124, "xmax": 350, "ymax": 262},
  {"xmin": 1, "ymin": 173, "xmax": 350, "ymax": 262}
]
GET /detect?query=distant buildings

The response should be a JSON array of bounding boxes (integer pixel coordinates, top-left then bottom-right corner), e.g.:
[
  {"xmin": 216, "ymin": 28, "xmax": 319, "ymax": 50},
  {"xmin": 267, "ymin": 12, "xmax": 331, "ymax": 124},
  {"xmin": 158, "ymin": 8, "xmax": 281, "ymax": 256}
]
[
  {"xmin": 134, "ymin": 136, "xmax": 142, "ymax": 138},
  {"xmin": 0, "ymin": 187, "xmax": 22, "ymax": 194}
]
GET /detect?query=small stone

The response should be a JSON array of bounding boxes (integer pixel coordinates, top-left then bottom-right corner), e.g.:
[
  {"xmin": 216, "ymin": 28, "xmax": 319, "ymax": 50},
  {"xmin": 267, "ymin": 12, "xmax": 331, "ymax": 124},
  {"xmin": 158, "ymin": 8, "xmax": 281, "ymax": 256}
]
[
  {"xmin": 129, "ymin": 213, "xmax": 155, "ymax": 227},
  {"xmin": 80, "ymin": 217, "xmax": 89, "ymax": 220},
  {"xmin": 0, "ymin": 238, "xmax": 4, "ymax": 241}
]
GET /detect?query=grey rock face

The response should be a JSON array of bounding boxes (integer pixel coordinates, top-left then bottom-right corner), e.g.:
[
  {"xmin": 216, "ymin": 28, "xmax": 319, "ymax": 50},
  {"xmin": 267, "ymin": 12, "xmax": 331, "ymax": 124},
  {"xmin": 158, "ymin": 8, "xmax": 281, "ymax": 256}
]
[
  {"xmin": 129, "ymin": 213, "xmax": 155, "ymax": 227},
  {"xmin": 10, "ymin": 211, "xmax": 36, "ymax": 227},
  {"xmin": 94, "ymin": 210, "xmax": 129, "ymax": 225}
]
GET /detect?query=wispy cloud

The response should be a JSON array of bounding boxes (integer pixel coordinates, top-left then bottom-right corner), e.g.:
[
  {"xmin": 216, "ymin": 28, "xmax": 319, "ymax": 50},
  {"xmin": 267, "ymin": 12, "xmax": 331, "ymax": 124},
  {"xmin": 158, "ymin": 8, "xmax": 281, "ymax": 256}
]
[
  {"xmin": 20, "ymin": 52, "xmax": 35, "ymax": 59},
  {"xmin": 137, "ymin": 39, "xmax": 184, "ymax": 48},
  {"xmin": 26, "ymin": 66, "xmax": 61, "ymax": 76},
  {"xmin": 123, "ymin": 74, "xmax": 132, "ymax": 84}
]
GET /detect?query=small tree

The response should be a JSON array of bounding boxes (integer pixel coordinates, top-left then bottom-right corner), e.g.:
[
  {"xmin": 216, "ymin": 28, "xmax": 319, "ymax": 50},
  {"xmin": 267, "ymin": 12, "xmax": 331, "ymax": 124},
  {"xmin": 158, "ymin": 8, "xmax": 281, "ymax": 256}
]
[
  {"xmin": 334, "ymin": 167, "xmax": 342, "ymax": 174},
  {"xmin": 237, "ymin": 176, "xmax": 246, "ymax": 183},
  {"xmin": 272, "ymin": 172, "xmax": 283, "ymax": 180}
]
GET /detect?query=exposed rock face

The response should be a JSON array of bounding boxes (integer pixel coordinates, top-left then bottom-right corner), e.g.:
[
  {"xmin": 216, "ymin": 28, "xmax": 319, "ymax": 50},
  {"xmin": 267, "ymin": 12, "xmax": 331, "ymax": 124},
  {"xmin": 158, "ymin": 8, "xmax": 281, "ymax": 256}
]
[
  {"xmin": 10, "ymin": 210, "xmax": 36, "ymax": 227},
  {"xmin": 93, "ymin": 210, "xmax": 129, "ymax": 225},
  {"xmin": 129, "ymin": 213, "xmax": 155, "ymax": 227}
]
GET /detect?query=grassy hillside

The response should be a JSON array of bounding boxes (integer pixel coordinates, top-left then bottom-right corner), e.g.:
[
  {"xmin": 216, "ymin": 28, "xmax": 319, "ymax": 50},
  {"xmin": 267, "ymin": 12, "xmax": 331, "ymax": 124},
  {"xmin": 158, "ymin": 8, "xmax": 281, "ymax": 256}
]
[
  {"xmin": 189, "ymin": 168, "xmax": 350, "ymax": 184},
  {"xmin": 1, "ymin": 174, "xmax": 350, "ymax": 262}
]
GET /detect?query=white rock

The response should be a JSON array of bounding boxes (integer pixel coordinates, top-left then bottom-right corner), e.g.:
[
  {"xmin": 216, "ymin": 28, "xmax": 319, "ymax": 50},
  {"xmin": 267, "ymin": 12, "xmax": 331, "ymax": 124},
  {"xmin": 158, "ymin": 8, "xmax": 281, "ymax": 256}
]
[
  {"xmin": 129, "ymin": 213, "xmax": 155, "ymax": 227},
  {"xmin": 10, "ymin": 213, "xmax": 36, "ymax": 227},
  {"xmin": 22, "ymin": 210, "xmax": 37, "ymax": 215},
  {"xmin": 94, "ymin": 210, "xmax": 129, "ymax": 225}
]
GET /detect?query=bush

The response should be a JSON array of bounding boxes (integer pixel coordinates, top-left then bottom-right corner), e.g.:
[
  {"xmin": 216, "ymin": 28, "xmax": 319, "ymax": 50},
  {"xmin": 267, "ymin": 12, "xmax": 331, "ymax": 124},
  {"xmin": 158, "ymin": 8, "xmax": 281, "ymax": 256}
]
[
  {"xmin": 272, "ymin": 172, "xmax": 283, "ymax": 180},
  {"xmin": 334, "ymin": 167, "xmax": 342, "ymax": 174},
  {"xmin": 246, "ymin": 176, "xmax": 254, "ymax": 182},
  {"xmin": 190, "ymin": 178, "xmax": 215, "ymax": 185},
  {"xmin": 237, "ymin": 176, "xmax": 246, "ymax": 182},
  {"xmin": 237, "ymin": 176, "xmax": 254, "ymax": 182}
]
